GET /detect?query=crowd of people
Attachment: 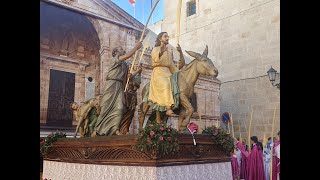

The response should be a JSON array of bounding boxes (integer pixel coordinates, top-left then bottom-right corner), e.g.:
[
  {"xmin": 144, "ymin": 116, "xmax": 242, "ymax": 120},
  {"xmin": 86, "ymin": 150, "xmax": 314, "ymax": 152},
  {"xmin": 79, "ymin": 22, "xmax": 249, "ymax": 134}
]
[{"xmin": 231, "ymin": 131, "xmax": 280, "ymax": 180}]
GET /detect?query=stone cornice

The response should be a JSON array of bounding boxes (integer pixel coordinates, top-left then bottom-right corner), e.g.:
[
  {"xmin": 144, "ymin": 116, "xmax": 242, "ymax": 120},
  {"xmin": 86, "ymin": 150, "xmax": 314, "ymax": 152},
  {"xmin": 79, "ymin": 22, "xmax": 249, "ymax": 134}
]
[{"xmin": 40, "ymin": 52, "xmax": 89, "ymax": 66}]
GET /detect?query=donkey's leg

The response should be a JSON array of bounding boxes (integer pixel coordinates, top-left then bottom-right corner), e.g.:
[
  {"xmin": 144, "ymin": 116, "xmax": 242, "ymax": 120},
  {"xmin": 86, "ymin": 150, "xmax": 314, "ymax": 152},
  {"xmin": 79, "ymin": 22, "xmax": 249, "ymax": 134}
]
[
  {"xmin": 139, "ymin": 103, "xmax": 150, "ymax": 130},
  {"xmin": 179, "ymin": 94, "xmax": 194, "ymax": 131},
  {"xmin": 79, "ymin": 127, "xmax": 85, "ymax": 138},
  {"xmin": 178, "ymin": 107, "xmax": 186, "ymax": 132}
]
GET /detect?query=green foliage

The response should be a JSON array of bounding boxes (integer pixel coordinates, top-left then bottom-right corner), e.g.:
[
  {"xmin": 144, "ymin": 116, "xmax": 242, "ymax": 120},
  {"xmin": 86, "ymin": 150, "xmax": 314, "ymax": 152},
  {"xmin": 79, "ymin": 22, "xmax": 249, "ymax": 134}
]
[
  {"xmin": 40, "ymin": 131, "xmax": 66, "ymax": 155},
  {"xmin": 134, "ymin": 123, "xmax": 179, "ymax": 157},
  {"xmin": 202, "ymin": 126, "xmax": 235, "ymax": 155}
]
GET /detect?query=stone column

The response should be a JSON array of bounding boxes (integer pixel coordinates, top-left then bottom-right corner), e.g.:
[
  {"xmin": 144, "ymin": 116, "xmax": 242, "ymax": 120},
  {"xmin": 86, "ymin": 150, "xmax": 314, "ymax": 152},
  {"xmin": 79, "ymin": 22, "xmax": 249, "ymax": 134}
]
[
  {"xmin": 94, "ymin": 59, "xmax": 100, "ymax": 96},
  {"xmin": 79, "ymin": 65, "xmax": 86, "ymax": 102},
  {"xmin": 40, "ymin": 56, "xmax": 50, "ymax": 125},
  {"xmin": 99, "ymin": 45, "xmax": 111, "ymax": 94},
  {"xmin": 96, "ymin": 20, "xmax": 111, "ymax": 94}
]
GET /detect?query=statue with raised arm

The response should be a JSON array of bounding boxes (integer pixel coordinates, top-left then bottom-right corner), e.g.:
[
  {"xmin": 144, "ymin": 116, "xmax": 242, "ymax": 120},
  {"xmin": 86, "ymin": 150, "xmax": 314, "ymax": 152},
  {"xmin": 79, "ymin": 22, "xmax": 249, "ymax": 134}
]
[
  {"xmin": 94, "ymin": 42, "xmax": 142, "ymax": 136},
  {"xmin": 143, "ymin": 32, "xmax": 185, "ymax": 124}
]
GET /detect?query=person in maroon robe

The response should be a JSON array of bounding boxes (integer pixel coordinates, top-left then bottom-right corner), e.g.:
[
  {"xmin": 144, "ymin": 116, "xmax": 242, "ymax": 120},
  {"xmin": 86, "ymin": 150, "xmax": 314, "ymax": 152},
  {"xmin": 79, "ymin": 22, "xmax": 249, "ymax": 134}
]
[
  {"xmin": 272, "ymin": 131, "xmax": 280, "ymax": 180},
  {"xmin": 235, "ymin": 139, "xmax": 249, "ymax": 180},
  {"xmin": 231, "ymin": 148, "xmax": 240, "ymax": 180},
  {"xmin": 246, "ymin": 136, "xmax": 266, "ymax": 180},
  {"xmin": 242, "ymin": 138, "xmax": 249, "ymax": 152}
]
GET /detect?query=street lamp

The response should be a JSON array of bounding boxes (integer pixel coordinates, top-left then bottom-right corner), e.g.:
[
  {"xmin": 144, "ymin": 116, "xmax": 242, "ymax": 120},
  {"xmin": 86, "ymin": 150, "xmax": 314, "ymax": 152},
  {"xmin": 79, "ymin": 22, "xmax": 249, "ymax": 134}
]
[{"xmin": 267, "ymin": 66, "xmax": 280, "ymax": 89}]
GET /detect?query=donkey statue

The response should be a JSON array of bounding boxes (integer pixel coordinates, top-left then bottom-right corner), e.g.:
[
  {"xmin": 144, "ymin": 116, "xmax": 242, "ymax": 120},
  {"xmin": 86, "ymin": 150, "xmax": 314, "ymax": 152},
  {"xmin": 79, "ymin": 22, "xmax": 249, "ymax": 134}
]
[{"xmin": 138, "ymin": 45, "xmax": 219, "ymax": 131}]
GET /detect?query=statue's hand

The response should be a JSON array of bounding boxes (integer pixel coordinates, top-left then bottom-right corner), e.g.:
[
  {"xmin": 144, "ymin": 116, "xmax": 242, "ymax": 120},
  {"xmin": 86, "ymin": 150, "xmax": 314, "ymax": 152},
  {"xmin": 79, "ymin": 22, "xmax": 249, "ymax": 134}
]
[
  {"xmin": 137, "ymin": 67, "xmax": 143, "ymax": 73},
  {"xmin": 176, "ymin": 44, "xmax": 182, "ymax": 53},
  {"xmin": 128, "ymin": 73, "xmax": 132, "ymax": 79},
  {"xmin": 136, "ymin": 41, "xmax": 143, "ymax": 49}
]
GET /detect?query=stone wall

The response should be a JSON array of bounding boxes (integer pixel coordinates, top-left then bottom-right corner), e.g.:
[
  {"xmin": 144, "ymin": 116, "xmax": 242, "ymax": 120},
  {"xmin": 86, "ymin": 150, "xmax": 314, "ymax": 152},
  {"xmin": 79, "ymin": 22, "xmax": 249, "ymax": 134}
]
[
  {"xmin": 220, "ymin": 76, "xmax": 280, "ymax": 140},
  {"xmin": 160, "ymin": 0, "xmax": 280, "ymax": 79},
  {"xmin": 97, "ymin": 20, "xmax": 140, "ymax": 93}
]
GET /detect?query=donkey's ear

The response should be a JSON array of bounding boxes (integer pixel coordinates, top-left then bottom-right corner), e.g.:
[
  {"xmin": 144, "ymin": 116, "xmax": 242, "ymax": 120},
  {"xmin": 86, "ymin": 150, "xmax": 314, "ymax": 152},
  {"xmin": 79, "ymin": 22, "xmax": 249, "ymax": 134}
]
[
  {"xmin": 202, "ymin": 45, "xmax": 208, "ymax": 57},
  {"xmin": 185, "ymin": 50, "xmax": 203, "ymax": 60}
]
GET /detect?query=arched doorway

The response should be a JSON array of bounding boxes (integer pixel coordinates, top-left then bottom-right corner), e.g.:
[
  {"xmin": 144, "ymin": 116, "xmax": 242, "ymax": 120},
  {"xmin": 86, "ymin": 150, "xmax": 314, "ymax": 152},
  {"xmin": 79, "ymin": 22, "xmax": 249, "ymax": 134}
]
[{"xmin": 40, "ymin": 2, "xmax": 101, "ymax": 128}]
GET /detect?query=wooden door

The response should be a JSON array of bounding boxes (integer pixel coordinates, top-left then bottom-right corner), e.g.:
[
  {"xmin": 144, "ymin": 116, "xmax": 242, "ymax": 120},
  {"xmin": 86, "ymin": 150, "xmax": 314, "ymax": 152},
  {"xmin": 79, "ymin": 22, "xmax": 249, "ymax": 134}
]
[{"xmin": 46, "ymin": 69, "xmax": 75, "ymax": 127}]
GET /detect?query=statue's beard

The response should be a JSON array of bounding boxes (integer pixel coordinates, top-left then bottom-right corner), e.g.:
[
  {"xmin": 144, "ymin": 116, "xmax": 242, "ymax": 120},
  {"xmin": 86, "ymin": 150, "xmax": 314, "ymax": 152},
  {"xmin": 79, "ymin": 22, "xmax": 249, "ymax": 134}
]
[{"xmin": 161, "ymin": 41, "xmax": 169, "ymax": 45}]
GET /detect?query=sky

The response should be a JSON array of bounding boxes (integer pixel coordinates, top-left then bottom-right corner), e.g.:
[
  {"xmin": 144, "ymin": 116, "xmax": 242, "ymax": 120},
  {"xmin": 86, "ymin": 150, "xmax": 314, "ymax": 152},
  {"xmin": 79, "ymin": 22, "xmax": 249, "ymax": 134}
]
[{"xmin": 111, "ymin": 0, "xmax": 164, "ymax": 25}]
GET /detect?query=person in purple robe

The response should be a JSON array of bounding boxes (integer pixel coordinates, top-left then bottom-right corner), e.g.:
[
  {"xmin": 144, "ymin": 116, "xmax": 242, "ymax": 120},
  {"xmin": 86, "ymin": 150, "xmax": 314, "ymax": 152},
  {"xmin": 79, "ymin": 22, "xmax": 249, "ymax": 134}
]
[
  {"xmin": 272, "ymin": 131, "xmax": 280, "ymax": 180},
  {"xmin": 246, "ymin": 136, "xmax": 266, "ymax": 180},
  {"xmin": 242, "ymin": 138, "xmax": 249, "ymax": 152},
  {"xmin": 231, "ymin": 148, "xmax": 240, "ymax": 180},
  {"xmin": 235, "ymin": 139, "xmax": 249, "ymax": 180}
]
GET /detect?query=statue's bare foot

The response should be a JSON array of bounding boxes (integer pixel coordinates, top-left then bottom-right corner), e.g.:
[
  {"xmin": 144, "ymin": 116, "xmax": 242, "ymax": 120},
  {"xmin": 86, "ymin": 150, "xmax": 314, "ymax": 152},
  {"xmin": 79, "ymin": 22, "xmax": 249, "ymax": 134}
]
[
  {"xmin": 179, "ymin": 126, "xmax": 187, "ymax": 132},
  {"xmin": 91, "ymin": 131, "xmax": 97, "ymax": 137},
  {"xmin": 115, "ymin": 130, "xmax": 122, "ymax": 135},
  {"xmin": 181, "ymin": 120, "xmax": 190, "ymax": 127},
  {"xmin": 166, "ymin": 109, "xmax": 175, "ymax": 116}
]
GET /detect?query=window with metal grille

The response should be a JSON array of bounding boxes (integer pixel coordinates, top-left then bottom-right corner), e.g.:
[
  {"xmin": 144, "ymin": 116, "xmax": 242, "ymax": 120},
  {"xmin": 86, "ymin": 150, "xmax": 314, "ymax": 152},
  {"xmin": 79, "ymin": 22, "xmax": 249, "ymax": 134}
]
[{"xmin": 187, "ymin": 0, "xmax": 196, "ymax": 17}]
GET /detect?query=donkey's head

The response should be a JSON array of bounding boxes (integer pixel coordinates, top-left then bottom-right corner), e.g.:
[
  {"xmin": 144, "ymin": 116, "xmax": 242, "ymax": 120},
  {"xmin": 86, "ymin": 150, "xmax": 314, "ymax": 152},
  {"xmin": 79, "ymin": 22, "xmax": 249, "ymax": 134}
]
[{"xmin": 185, "ymin": 45, "xmax": 218, "ymax": 78}]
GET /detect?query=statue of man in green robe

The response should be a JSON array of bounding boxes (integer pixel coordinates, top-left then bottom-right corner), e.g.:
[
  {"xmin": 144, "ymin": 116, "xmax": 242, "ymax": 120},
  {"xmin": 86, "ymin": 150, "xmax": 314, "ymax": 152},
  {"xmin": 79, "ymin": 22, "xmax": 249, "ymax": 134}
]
[{"xmin": 94, "ymin": 42, "xmax": 142, "ymax": 136}]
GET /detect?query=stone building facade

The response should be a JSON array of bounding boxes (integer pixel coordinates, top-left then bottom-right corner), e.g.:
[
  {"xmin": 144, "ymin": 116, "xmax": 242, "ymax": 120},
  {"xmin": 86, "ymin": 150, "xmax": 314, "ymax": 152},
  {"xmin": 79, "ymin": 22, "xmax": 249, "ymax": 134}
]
[
  {"xmin": 40, "ymin": 0, "xmax": 144, "ymax": 133},
  {"xmin": 149, "ymin": 0, "xmax": 280, "ymax": 139},
  {"xmin": 40, "ymin": 0, "xmax": 220, "ymax": 136}
]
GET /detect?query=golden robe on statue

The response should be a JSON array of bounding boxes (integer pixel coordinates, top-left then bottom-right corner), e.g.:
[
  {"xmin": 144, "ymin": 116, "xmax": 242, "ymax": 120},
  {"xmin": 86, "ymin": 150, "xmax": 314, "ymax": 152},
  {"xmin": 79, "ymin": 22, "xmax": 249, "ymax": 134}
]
[{"xmin": 148, "ymin": 46, "xmax": 179, "ymax": 111}]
